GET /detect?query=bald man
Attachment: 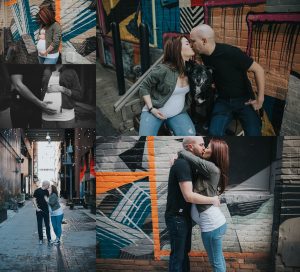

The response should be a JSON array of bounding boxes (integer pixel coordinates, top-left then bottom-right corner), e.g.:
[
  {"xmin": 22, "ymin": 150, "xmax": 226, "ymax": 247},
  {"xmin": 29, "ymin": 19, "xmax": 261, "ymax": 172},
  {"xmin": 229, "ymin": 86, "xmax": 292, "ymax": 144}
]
[
  {"xmin": 190, "ymin": 24, "xmax": 265, "ymax": 136},
  {"xmin": 165, "ymin": 136, "xmax": 220, "ymax": 272}
]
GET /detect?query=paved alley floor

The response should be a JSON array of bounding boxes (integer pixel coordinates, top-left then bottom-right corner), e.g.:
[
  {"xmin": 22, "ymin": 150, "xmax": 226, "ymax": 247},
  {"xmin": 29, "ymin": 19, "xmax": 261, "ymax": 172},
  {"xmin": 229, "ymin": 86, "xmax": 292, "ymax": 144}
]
[
  {"xmin": 96, "ymin": 63, "xmax": 137, "ymax": 136},
  {"xmin": 0, "ymin": 200, "xmax": 95, "ymax": 272}
]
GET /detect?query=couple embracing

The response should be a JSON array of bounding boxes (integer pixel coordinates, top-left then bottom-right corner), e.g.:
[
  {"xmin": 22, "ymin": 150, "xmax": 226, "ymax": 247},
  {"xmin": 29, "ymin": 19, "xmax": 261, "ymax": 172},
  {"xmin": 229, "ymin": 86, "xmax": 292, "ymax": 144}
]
[
  {"xmin": 32, "ymin": 181, "xmax": 64, "ymax": 246},
  {"xmin": 165, "ymin": 136, "xmax": 229, "ymax": 272}
]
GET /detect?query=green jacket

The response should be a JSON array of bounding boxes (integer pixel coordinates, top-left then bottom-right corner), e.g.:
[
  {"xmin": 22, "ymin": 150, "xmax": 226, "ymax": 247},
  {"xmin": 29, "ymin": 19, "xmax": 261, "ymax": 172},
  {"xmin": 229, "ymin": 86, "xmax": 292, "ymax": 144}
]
[
  {"xmin": 178, "ymin": 150, "xmax": 220, "ymax": 213},
  {"xmin": 139, "ymin": 63, "xmax": 192, "ymax": 112},
  {"xmin": 42, "ymin": 22, "xmax": 62, "ymax": 54}
]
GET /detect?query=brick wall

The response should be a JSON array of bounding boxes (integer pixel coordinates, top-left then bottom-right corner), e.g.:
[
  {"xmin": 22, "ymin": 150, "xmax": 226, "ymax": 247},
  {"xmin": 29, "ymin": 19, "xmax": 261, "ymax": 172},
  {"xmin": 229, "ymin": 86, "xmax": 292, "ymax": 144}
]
[
  {"xmin": 273, "ymin": 136, "xmax": 300, "ymax": 271},
  {"xmin": 96, "ymin": 136, "xmax": 281, "ymax": 271}
]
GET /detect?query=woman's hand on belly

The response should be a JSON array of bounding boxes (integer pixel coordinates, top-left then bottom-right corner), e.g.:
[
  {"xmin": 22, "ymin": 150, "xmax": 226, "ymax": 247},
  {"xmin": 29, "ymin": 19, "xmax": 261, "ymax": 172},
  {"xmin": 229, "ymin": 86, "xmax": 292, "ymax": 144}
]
[
  {"xmin": 151, "ymin": 108, "xmax": 166, "ymax": 120},
  {"xmin": 48, "ymin": 85, "xmax": 63, "ymax": 93}
]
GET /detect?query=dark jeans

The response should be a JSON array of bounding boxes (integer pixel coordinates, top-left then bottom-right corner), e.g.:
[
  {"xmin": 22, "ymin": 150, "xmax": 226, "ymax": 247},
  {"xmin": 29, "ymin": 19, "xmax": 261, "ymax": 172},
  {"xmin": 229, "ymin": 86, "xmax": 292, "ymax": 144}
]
[
  {"xmin": 10, "ymin": 101, "xmax": 41, "ymax": 128},
  {"xmin": 165, "ymin": 215, "xmax": 192, "ymax": 272},
  {"xmin": 209, "ymin": 97, "xmax": 261, "ymax": 136},
  {"xmin": 36, "ymin": 210, "xmax": 51, "ymax": 241}
]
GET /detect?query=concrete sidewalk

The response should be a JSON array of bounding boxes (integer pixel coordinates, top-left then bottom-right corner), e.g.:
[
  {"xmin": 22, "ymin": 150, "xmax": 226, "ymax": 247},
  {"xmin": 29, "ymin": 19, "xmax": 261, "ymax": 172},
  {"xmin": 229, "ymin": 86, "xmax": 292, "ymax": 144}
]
[{"xmin": 0, "ymin": 200, "xmax": 95, "ymax": 272}]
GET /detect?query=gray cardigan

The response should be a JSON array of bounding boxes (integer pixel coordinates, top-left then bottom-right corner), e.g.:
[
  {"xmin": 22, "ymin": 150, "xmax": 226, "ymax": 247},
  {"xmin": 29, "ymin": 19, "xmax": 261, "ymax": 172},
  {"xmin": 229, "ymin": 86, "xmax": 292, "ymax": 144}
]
[
  {"xmin": 178, "ymin": 150, "xmax": 220, "ymax": 213},
  {"xmin": 41, "ymin": 22, "xmax": 62, "ymax": 54},
  {"xmin": 48, "ymin": 193, "xmax": 60, "ymax": 211}
]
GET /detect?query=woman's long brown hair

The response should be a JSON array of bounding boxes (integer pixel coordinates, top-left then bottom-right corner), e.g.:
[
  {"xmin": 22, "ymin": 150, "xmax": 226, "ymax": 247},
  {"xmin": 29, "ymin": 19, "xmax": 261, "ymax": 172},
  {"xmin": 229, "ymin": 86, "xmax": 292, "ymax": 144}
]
[
  {"xmin": 37, "ymin": 6, "xmax": 56, "ymax": 26},
  {"xmin": 51, "ymin": 185, "xmax": 58, "ymax": 196},
  {"xmin": 163, "ymin": 35, "xmax": 188, "ymax": 75},
  {"xmin": 209, "ymin": 139, "xmax": 229, "ymax": 194}
]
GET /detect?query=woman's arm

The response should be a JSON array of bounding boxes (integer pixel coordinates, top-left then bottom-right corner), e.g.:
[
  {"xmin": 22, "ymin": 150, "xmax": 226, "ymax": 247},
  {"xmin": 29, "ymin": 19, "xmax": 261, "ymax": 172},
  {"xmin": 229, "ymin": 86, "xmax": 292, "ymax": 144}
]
[
  {"xmin": 178, "ymin": 150, "xmax": 219, "ymax": 176},
  {"xmin": 143, "ymin": 95, "xmax": 166, "ymax": 120},
  {"xmin": 46, "ymin": 22, "xmax": 61, "ymax": 54},
  {"xmin": 60, "ymin": 69, "xmax": 83, "ymax": 101}
]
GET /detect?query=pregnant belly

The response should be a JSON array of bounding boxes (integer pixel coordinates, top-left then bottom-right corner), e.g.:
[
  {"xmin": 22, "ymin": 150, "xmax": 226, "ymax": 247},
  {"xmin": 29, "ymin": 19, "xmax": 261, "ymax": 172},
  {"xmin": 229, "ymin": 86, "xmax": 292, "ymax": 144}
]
[{"xmin": 43, "ymin": 92, "xmax": 62, "ymax": 112}]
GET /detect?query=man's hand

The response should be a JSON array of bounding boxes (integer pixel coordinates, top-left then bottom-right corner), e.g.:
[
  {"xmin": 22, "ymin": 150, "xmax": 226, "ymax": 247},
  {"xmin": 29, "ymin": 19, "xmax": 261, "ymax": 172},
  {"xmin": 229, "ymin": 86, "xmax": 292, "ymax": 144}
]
[
  {"xmin": 151, "ymin": 108, "xmax": 166, "ymax": 120},
  {"xmin": 212, "ymin": 196, "xmax": 220, "ymax": 207},
  {"xmin": 245, "ymin": 97, "xmax": 264, "ymax": 111},
  {"xmin": 36, "ymin": 208, "xmax": 41, "ymax": 212},
  {"xmin": 40, "ymin": 102, "xmax": 57, "ymax": 115}
]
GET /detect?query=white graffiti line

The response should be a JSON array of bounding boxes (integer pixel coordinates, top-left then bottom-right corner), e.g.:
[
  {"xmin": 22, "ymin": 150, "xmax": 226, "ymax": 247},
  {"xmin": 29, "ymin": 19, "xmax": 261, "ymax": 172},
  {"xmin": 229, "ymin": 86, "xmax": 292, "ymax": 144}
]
[
  {"xmin": 111, "ymin": 183, "xmax": 150, "ymax": 221},
  {"xmin": 120, "ymin": 211, "xmax": 153, "ymax": 244},
  {"xmin": 132, "ymin": 182, "xmax": 150, "ymax": 198},
  {"xmin": 11, "ymin": 6, "xmax": 24, "ymax": 35},
  {"xmin": 98, "ymin": 210, "xmax": 141, "ymax": 245},
  {"xmin": 126, "ymin": 195, "xmax": 151, "ymax": 225}
]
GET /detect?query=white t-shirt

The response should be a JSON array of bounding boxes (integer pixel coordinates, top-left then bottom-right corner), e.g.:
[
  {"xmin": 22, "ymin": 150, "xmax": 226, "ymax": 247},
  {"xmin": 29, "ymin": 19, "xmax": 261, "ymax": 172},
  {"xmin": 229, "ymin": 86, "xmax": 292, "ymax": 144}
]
[
  {"xmin": 37, "ymin": 28, "xmax": 59, "ymax": 59},
  {"xmin": 42, "ymin": 72, "xmax": 75, "ymax": 121},
  {"xmin": 191, "ymin": 204, "xmax": 226, "ymax": 232},
  {"xmin": 142, "ymin": 85, "xmax": 189, "ymax": 118}
]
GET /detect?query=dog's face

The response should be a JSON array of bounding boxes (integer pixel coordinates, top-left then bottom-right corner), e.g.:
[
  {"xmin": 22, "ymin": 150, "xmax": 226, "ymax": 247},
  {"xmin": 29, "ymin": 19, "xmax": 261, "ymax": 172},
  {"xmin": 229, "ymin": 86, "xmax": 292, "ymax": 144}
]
[{"xmin": 186, "ymin": 61, "xmax": 213, "ymax": 105}]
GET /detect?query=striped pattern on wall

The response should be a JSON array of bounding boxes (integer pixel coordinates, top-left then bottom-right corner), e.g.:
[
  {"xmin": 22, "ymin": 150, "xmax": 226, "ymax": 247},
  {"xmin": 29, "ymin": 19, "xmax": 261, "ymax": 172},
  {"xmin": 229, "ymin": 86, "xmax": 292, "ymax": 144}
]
[{"xmin": 180, "ymin": 6, "xmax": 204, "ymax": 33}]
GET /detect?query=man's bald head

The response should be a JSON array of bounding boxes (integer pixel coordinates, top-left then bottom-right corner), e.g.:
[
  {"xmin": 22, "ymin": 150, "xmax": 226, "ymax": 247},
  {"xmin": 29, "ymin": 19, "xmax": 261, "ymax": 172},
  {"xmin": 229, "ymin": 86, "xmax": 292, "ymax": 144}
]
[
  {"xmin": 191, "ymin": 24, "xmax": 215, "ymax": 41},
  {"xmin": 190, "ymin": 24, "xmax": 216, "ymax": 55},
  {"xmin": 182, "ymin": 136, "xmax": 205, "ymax": 157}
]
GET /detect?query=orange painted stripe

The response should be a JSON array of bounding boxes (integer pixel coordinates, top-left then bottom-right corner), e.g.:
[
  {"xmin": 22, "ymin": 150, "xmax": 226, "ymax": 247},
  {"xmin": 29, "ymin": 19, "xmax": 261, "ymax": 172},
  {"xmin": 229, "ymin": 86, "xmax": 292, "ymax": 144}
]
[
  {"xmin": 55, "ymin": 0, "xmax": 60, "ymax": 22},
  {"xmin": 147, "ymin": 136, "xmax": 161, "ymax": 261},
  {"xmin": 96, "ymin": 172, "xmax": 149, "ymax": 194},
  {"xmin": 4, "ymin": 0, "xmax": 17, "ymax": 6}
]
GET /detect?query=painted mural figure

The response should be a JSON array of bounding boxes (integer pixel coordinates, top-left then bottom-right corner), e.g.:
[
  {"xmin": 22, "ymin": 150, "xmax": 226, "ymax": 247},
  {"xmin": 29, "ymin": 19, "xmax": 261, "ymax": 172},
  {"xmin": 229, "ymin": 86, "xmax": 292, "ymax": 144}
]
[
  {"xmin": 139, "ymin": 36, "xmax": 196, "ymax": 136},
  {"xmin": 178, "ymin": 137, "xmax": 229, "ymax": 272},
  {"xmin": 36, "ymin": 5, "xmax": 62, "ymax": 64},
  {"xmin": 190, "ymin": 24, "xmax": 265, "ymax": 136},
  {"xmin": 32, "ymin": 180, "xmax": 52, "ymax": 245},
  {"xmin": 165, "ymin": 136, "xmax": 220, "ymax": 271}
]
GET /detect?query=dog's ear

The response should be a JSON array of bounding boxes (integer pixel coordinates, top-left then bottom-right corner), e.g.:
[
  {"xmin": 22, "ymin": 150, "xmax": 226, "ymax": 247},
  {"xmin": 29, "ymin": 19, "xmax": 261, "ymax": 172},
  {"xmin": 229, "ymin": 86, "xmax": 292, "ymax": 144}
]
[
  {"xmin": 206, "ymin": 65, "xmax": 214, "ymax": 75},
  {"xmin": 185, "ymin": 60, "xmax": 194, "ymax": 74}
]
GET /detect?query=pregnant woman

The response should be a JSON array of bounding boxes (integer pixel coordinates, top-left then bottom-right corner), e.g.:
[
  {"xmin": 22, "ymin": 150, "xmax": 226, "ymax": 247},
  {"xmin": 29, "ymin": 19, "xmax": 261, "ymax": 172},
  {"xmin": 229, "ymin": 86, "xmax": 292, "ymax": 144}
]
[
  {"xmin": 179, "ymin": 138, "xmax": 229, "ymax": 272},
  {"xmin": 138, "ymin": 35, "xmax": 196, "ymax": 136},
  {"xmin": 36, "ymin": 6, "xmax": 61, "ymax": 64},
  {"xmin": 42, "ymin": 65, "xmax": 82, "ymax": 128}
]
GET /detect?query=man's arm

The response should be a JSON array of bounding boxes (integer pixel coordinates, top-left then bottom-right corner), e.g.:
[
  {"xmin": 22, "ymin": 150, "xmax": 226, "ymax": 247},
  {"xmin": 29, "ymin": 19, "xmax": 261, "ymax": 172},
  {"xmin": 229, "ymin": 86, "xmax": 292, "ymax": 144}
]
[
  {"xmin": 11, "ymin": 74, "xmax": 57, "ymax": 115},
  {"xmin": 179, "ymin": 181, "xmax": 220, "ymax": 206},
  {"xmin": 32, "ymin": 197, "xmax": 41, "ymax": 212},
  {"xmin": 246, "ymin": 61, "xmax": 265, "ymax": 110}
]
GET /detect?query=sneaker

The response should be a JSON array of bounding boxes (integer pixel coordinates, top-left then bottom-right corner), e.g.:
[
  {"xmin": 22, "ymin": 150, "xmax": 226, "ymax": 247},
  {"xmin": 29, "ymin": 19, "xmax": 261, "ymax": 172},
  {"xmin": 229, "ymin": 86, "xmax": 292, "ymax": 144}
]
[
  {"xmin": 47, "ymin": 240, "xmax": 52, "ymax": 246},
  {"xmin": 54, "ymin": 239, "xmax": 60, "ymax": 245},
  {"xmin": 39, "ymin": 240, "xmax": 43, "ymax": 245}
]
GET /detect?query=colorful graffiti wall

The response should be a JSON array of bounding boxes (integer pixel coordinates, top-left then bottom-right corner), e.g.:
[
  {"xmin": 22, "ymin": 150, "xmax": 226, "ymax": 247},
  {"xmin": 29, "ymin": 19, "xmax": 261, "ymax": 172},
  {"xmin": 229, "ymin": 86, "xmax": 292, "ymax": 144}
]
[
  {"xmin": 96, "ymin": 136, "xmax": 281, "ymax": 267},
  {"xmin": 1, "ymin": 0, "xmax": 96, "ymax": 63}
]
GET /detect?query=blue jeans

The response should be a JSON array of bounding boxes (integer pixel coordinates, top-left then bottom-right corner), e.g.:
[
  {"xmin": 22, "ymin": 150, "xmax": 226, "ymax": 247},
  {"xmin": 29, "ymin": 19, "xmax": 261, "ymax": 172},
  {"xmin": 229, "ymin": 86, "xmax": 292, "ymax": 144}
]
[
  {"xmin": 201, "ymin": 223, "xmax": 227, "ymax": 272},
  {"xmin": 51, "ymin": 214, "xmax": 64, "ymax": 239},
  {"xmin": 38, "ymin": 56, "xmax": 59, "ymax": 64},
  {"xmin": 139, "ymin": 111, "xmax": 196, "ymax": 136},
  {"xmin": 165, "ymin": 215, "xmax": 192, "ymax": 272},
  {"xmin": 209, "ymin": 97, "xmax": 261, "ymax": 136}
]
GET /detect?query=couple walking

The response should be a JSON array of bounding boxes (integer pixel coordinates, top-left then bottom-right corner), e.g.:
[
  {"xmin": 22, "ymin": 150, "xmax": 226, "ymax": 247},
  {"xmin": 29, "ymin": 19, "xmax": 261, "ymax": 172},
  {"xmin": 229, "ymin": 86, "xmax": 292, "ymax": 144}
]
[
  {"xmin": 139, "ymin": 24, "xmax": 265, "ymax": 136},
  {"xmin": 165, "ymin": 136, "xmax": 229, "ymax": 272},
  {"xmin": 32, "ymin": 181, "xmax": 64, "ymax": 246}
]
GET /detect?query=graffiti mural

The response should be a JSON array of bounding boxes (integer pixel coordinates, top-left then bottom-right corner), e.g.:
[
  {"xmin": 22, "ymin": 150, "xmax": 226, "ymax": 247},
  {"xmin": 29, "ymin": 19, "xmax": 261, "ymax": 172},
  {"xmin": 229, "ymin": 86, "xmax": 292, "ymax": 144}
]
[
  {"xmin": 96, "ymin": 136, "xmax": 280, "ymax": 260},
  {"xmin": 2, "ymin": 0, "xmax": 96, "ymax": 63}
]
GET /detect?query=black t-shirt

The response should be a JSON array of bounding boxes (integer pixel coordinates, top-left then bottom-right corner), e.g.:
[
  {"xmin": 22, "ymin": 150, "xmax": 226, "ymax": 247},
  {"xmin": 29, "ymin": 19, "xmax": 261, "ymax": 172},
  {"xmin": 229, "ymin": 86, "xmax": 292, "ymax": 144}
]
[
  {"xmin": 201, "ymin": 43, "xmax": 254, "ymax": 99},
  {"xmin": 165, "ymin": 159, "xmax": 194, "ymax": 218},
  {"xmin": 33, "ymin": 188, "xmax": 49, "ymax": 212},
  {"xmin": 7, "ymin": 64, "xmax": 44, "ymax": 103}
]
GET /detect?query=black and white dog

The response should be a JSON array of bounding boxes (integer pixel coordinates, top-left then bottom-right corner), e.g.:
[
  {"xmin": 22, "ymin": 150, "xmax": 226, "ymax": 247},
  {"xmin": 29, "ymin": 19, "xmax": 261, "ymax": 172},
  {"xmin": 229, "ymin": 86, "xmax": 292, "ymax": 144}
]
[{"xmin": 185, "ymin": 60, "xmax": 214, "ymax": 132}]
